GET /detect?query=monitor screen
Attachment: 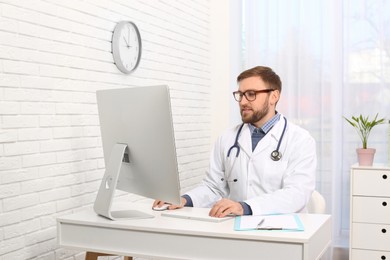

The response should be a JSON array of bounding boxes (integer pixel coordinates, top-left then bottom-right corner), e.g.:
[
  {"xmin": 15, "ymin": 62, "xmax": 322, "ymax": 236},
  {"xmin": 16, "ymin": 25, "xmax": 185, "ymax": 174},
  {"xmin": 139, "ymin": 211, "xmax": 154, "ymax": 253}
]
[{"xmin": 94, "ymin": 85, "xmax": 181, "ymax": 220}]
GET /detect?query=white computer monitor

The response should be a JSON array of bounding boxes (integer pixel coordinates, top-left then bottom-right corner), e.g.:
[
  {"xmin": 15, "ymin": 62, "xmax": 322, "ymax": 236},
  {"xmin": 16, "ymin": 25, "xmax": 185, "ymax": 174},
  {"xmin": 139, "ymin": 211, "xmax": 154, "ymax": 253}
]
[{"xmin": 94, "ymin": 85, "xmax": 181, "ymax": 220}]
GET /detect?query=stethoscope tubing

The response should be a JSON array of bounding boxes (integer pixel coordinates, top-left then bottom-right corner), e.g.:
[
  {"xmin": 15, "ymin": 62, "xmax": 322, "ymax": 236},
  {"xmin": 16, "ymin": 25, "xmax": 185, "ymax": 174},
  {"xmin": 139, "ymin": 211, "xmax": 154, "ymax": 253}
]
[
  {"xmin": 224, "ymin": 117, "xmax": 287, "ymax": 183},
  {"xmin": 227, "ymin": 117, "xmax": 287, "ymax": 160},
  {"xmin": 221, "ymin": 117, "xmax": 287, "ymax": 182},
  {"xmin": 270, "ymin": 117, "xmax": 287, "ymax": 161},
  {"xmin": 227, "ymin": 123, "xmax": 245, "ymax": 158}
]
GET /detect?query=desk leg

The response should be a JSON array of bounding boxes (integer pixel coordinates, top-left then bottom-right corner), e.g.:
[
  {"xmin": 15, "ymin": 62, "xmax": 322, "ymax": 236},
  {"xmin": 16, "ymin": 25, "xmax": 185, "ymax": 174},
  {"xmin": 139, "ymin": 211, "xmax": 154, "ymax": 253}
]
[{"xmin": 85, "ymin": 251, "xmax": 132, "ymax": 260}]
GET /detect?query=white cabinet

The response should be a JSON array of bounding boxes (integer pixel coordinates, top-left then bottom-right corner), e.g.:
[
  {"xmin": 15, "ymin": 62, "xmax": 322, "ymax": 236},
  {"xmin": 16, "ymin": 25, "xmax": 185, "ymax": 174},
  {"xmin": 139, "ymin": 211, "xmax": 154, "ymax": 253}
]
[{"xmin": 350, "ymin": 165, "xmax": 390, "ymax": 260}]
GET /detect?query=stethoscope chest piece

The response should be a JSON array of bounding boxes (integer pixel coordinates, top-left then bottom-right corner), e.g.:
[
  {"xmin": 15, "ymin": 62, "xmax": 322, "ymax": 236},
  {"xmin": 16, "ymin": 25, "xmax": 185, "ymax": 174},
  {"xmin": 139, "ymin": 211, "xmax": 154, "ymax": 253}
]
[{"xmin": 270, "ymin": 150, "xmax": 282, "ymax": 161}]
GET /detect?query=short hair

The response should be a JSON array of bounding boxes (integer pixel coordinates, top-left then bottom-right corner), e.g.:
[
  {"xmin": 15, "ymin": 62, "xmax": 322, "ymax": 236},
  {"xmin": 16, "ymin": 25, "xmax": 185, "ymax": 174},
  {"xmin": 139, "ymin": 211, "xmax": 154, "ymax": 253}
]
[{"xmin": 237, "ymin": 66, "xmax": 282, "ymax": 93}]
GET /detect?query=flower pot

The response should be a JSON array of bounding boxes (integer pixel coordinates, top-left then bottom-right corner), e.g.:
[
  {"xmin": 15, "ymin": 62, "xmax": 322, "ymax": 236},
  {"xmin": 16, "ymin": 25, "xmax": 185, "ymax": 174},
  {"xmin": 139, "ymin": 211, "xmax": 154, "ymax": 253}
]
[{"xmin": 356, "ymin": 148, "xmax": 376, "ymax": 166}]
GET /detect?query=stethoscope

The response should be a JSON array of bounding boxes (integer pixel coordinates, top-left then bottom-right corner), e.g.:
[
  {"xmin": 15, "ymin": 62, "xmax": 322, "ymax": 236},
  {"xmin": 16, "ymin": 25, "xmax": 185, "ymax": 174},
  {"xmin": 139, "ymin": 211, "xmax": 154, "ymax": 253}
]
[{"xmin": 227, "ymin": 117, "xmax": 288, "ymax": 161}]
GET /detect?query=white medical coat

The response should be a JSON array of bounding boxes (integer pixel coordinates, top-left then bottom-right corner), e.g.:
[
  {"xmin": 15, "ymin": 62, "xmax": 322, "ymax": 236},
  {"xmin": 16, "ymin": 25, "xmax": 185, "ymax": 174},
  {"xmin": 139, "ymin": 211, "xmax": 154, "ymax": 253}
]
[{"xmin": 186, "ymin": 115, "xmax": 317, "ymax": 215}]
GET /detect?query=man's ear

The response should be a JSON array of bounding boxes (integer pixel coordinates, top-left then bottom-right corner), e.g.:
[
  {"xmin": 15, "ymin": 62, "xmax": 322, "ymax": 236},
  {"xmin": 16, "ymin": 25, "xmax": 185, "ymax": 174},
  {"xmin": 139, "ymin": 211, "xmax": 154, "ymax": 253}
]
[{"xmin": 270, "ymin": 90, "xmax": 280, "ymax": 105}]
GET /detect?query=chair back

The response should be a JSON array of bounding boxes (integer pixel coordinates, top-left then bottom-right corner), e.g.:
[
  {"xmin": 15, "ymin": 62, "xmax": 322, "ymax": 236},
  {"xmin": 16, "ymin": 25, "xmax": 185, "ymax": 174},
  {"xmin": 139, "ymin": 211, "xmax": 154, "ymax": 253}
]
[{"xmin": 307, "ymin": 190, "xmax": 326, "ymax": 214}]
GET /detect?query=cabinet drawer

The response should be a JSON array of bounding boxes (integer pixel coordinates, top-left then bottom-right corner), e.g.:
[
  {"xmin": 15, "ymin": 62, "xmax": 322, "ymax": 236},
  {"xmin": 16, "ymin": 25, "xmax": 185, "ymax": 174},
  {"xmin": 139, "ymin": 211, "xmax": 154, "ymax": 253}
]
[
  {"xmin": 351, "ymin": 249, "xmax": 390, "ymax": 260},
  {"xmin": 353, "ymin": 196, "xmax": 390, "ymax": 223},
  {"xmin": 353, "ymin": 170, "xmax": 390, "ymax": 196},
  {"xmin": 351, "ymin": 223, "xmax": 390, "ymax": 251}
]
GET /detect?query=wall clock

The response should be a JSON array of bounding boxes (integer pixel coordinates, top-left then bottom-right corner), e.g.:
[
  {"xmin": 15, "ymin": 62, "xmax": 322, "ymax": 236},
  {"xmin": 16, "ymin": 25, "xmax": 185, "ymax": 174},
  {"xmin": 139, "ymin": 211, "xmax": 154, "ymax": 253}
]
[{"xmin": 112, "ymin": 21, "xmax": 142, "ymax": 74}]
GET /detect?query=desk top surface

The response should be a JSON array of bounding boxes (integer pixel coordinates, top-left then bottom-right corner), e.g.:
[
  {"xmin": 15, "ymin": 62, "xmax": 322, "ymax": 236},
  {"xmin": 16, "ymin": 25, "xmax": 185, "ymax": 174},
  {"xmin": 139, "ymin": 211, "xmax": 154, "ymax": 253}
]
[{"xmin": 58, "ymin": 201, "xmax": 331, "ymax": 244}]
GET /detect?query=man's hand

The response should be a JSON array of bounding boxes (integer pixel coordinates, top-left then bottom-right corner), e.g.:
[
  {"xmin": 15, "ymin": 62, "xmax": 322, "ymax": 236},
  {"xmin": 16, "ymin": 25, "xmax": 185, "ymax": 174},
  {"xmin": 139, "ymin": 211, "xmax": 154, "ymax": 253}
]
[
  {"xmin": 209, "ymin": 198, "xmax": 244, "ymax": 217},
  {"xmin": 153, "ymin": 197, "xmax": 187, "ymax": 210}
]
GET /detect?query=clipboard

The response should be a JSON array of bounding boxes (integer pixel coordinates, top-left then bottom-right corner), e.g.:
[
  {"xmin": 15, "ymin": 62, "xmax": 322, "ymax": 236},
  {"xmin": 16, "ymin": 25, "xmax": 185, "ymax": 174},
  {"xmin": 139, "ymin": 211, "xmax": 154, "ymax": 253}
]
[{"xmin": 234, "ymin": 214, "xmax": 304, "ymax": 231}]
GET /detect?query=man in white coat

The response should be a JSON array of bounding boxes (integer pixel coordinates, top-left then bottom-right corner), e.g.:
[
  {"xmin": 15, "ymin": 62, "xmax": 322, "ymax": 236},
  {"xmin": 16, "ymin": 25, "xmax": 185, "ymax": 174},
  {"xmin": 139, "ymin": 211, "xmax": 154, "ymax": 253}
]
[{"xmin": 154, "ymin": 66, "xmax": 316, "ymax": 218}]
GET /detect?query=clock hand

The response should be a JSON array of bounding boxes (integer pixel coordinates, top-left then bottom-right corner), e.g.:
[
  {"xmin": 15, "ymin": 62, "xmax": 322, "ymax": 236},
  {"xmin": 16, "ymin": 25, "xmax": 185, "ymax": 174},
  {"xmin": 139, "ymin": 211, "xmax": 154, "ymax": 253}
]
[
  {"xmin": 123, "ymin": 36, "xmax": 130, "ymax": 47},
  {"xmin": 128, "ymin": 27, "xmax": 132, "ymax": 48}
]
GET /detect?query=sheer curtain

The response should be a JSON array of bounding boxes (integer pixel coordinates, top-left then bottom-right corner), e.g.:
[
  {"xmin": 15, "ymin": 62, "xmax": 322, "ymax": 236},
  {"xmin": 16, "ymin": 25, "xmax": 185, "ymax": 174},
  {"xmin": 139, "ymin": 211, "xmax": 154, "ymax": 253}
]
[{"xmin": 240, "ymin": 0, "xmax": 390, "ymax": 250}]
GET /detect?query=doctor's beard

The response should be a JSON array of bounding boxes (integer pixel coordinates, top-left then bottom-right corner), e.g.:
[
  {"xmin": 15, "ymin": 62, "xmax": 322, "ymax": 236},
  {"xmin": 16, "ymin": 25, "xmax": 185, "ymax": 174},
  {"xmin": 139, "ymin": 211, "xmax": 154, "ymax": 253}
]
[{"xmin": 240, "ymin": 98, "xmax": 269, "ymax": 124}]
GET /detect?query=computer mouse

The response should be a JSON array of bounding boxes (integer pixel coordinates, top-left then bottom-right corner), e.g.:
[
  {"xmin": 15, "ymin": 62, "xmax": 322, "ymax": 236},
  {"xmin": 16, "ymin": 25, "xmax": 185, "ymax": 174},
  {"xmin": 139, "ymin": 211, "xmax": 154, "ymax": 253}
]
[{"xmin": 152, "ymin": 204, "xmax": 170, "ymax": 211}]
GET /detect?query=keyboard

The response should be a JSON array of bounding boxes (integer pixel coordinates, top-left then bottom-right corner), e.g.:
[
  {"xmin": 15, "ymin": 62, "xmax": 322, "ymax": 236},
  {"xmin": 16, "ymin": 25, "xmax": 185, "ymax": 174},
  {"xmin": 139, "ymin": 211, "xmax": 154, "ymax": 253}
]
[{"xmin": 161, "ymin": 207, "xmax": 234, "ymax": 223}]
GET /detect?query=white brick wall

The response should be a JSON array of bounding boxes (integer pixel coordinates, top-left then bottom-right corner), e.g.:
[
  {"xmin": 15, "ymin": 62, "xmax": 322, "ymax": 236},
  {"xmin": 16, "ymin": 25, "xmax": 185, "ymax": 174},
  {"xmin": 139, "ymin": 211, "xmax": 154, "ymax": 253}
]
[{"xmin": 0, "ymin": 0, "xmax": 215, "ymax": 259}]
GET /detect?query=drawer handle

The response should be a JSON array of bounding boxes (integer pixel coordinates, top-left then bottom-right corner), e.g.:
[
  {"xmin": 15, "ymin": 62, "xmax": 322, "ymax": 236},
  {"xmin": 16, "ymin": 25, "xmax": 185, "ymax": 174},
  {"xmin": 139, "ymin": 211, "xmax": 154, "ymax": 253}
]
[
  {"xmin": 383, "ymin": 202, "xmax": 388, "ymax": 207},
  {"xmin": 382, "ymin": 228, "xmax": 387, "ymax": 233},
  {"xmin": 383, "ymin": 174, "xmax": 388, "ymax": 179},
  {"xmin": 381, "ymin": 256, "xmax": 386, "ymax": 260}
]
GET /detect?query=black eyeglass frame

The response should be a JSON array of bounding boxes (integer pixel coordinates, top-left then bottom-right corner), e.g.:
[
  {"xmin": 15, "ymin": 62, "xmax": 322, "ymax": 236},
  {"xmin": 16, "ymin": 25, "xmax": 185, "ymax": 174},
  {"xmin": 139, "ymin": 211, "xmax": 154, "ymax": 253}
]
[{"xmin": 232, "ymin": 89, "xmax": 275, "ymax": 102}]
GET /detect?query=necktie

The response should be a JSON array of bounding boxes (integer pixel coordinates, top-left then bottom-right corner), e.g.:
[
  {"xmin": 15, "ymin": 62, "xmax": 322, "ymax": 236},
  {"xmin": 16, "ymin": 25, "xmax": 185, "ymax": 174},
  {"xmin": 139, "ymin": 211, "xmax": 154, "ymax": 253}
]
[{"xmin": 252, "ymin": 128, "xmax": 265, "ymax": 151}]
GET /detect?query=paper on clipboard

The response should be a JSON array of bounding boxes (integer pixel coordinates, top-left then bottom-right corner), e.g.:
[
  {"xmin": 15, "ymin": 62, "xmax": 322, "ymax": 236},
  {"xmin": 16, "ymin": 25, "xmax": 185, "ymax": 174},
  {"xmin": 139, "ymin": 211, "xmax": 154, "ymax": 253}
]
[{"xmin": 234, "ymin": 214, "xmax": 304, "ymax": 231}]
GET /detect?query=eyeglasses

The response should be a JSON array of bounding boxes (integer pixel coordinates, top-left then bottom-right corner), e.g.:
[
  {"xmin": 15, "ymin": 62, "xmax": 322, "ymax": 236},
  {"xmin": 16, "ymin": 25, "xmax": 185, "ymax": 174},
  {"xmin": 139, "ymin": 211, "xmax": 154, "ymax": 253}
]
[{"xmin": 233, "ymin": 89, "xmax": 275, "ymax": 102}]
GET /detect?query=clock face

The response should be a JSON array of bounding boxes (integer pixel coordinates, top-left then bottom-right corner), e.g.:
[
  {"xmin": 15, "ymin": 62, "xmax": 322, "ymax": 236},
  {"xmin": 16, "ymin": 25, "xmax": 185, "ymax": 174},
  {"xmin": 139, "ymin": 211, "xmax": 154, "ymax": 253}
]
[{"xmin": 112, "ymin": 21, "xmax": 142, "ymax": 74}]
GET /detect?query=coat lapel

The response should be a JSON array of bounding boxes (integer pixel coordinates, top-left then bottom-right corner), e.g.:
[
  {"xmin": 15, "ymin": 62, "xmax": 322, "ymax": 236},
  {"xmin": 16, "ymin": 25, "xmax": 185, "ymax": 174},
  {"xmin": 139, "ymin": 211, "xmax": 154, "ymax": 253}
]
[{"xmin": 237, "ymin": 124, "xmax": 252, "ymax": 157}]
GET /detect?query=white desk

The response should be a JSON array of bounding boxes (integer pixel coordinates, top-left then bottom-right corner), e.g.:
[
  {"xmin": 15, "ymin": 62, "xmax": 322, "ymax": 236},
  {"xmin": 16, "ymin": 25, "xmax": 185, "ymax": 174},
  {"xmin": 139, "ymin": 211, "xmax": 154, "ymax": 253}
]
[{"xmin": 57, "ymin": 203, "xmax": 331, "ymax": 260}]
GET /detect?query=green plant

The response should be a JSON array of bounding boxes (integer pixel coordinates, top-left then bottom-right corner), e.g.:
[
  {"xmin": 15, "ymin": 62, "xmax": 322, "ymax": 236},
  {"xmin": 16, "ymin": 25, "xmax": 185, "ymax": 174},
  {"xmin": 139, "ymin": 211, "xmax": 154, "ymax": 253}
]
[{"xmin": 344, "ymin": 113, "xmax": 385, "ymax": 149}]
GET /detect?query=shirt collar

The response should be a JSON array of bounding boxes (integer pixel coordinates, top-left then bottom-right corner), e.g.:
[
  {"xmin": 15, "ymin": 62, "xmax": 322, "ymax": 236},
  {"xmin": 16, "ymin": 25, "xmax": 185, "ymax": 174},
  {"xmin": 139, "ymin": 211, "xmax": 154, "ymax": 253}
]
[{"xmin": 249, "ymin": 112, "xmax": 280, "ymax": 135}]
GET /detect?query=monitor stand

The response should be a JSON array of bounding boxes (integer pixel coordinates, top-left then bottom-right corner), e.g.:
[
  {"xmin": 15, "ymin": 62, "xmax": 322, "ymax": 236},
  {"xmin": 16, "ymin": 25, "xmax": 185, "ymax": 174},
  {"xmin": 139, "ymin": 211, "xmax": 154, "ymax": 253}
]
[{"xmin": 93, "ymin": 143, "xmax": 154, "ymax": 220}]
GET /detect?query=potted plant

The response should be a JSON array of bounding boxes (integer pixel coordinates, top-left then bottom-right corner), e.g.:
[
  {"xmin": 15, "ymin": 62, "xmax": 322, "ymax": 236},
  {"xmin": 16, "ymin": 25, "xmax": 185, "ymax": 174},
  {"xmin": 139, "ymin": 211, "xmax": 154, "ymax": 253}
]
[{"xmin": 344, "ymin": 113, "xmax": 385, "ymax": 166}]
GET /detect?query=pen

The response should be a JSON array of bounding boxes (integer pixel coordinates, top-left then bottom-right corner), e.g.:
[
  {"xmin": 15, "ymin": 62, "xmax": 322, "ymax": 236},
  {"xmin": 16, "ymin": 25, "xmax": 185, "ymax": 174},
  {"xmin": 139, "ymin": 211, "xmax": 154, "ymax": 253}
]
[
  {"xmin": 256, "ymin": 218, "xmax": 265, "ymax": 229},
  {"xmin": 257, "ymin": 227, "xmax": 283, "ymax": 230},
  {"xmin": 256, "ymin": 218, "xmax": 283, "ymax": 230}
]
